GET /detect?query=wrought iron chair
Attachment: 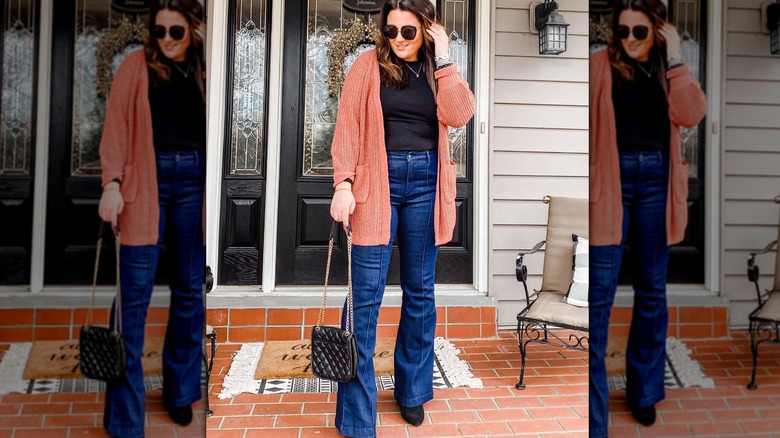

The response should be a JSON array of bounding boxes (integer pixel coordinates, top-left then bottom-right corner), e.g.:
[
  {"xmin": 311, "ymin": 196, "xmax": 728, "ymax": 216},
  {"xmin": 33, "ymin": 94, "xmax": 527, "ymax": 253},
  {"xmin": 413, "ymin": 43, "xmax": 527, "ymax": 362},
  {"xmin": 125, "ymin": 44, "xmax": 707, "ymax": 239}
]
[
  {"xmin": 515, "ymin": 196, "xmax": 589, "ymax": 389},
  {"xmin": 746, "ymin": 199, "xmax": 780, "ymax": 390},
  {"xmin": 205, "ymin": 266, "xmax": 216, "ymax": 416}
]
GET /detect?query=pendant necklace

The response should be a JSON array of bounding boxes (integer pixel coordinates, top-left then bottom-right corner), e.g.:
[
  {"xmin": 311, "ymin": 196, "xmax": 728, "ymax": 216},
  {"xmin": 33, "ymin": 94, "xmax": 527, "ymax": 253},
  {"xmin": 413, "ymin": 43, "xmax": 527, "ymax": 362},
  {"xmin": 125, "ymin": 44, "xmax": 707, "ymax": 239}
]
[
  {"xmin": 404, "ymin": 62, "xmax": 423, "ymax": 78},
  {"xmin": 173, "ymin": 62, "xmax": 191, "ymax": 78},
  {"xmin": 636, "ymin": 62, "xmax": 654, "ymax": 78}
]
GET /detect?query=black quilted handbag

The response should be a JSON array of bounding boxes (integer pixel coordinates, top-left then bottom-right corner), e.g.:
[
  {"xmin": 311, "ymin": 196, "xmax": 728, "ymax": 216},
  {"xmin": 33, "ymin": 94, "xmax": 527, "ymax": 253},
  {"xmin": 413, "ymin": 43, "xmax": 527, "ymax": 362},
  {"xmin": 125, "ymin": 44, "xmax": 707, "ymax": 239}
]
[
  {"xmin": 310, "ymin": 221, "xmax": 358, "ymax": 383},
  {"xmin": 79, "ymin": 223, "xmax": 126, "ymax": 382}
]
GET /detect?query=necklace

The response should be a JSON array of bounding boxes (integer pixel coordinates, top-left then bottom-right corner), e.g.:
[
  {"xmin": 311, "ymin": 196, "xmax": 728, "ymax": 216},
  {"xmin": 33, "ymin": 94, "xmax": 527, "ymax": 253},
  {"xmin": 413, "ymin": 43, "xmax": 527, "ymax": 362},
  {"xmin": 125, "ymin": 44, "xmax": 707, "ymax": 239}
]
[
  {"xmin": 635, "ymin": 62, "xmax": 654, "ymax": 78},
  {"xmin": 404, "ymin": 62, "xmax": 423, "ymax": 78},
  {"xmin": 172, "ymin": 62, "xmax": 191, "ymax": 78}
]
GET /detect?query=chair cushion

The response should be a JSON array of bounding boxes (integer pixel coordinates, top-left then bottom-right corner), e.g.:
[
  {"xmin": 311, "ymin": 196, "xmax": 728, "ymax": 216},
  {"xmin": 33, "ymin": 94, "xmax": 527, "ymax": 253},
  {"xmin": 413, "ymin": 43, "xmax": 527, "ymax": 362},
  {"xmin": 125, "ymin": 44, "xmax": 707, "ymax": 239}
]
[
  {"xmin": 562, "ymin": 234, "xmax": 589, "ymax": 307},
  {"xmin": 524, "ymin": 292, "xmax": 589, "ymax": 329},
  {"xmin": 541, "ymin": 197, "xmax": 589, "ymax": 294},
  {"xmin": 757, "ymin": 292, "xmax": 780, "ymax": 321}
]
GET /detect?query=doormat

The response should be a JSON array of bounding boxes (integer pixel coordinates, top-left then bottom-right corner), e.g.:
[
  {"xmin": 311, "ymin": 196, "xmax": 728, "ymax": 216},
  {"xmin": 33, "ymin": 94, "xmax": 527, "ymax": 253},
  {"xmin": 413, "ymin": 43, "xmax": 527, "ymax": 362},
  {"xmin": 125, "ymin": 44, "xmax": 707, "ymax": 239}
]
[
  {"xmin": 255, "ymin": 337, "xmax": 395, "ymax": 380},
  {"xmin": 219, "ymin": 337, "xmax": 483, "ymax": 398},
  {"xmin": 607, "ymin": 337, "xmax": 714, "ymax": 391},
  {"xmin": 0, "ymin": 342, "xmax": 185, "ymax": 396},
  {"xmin": 23, "ymin": 338, "xmax": 164, "ymax": 380}
]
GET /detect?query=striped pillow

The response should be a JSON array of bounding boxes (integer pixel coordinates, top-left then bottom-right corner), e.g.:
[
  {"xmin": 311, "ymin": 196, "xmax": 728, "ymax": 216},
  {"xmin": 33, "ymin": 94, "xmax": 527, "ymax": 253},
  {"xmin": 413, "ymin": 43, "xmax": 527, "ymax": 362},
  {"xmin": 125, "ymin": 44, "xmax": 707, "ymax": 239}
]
[{"xmin": 562, "ymin": 234, "xmax": 589, "ymax": 308}]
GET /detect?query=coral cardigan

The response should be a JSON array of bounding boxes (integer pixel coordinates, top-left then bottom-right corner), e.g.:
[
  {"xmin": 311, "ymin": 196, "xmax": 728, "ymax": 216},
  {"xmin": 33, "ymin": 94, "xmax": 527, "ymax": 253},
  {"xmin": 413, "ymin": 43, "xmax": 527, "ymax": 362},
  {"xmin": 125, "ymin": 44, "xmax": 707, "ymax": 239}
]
[
  {"xmin": 331, "ymin": 50, "xmax": 476, "ymax": 246},
  {"xmin": 589, "ymin": 50, "xmax": 707, "ymax": 246}
]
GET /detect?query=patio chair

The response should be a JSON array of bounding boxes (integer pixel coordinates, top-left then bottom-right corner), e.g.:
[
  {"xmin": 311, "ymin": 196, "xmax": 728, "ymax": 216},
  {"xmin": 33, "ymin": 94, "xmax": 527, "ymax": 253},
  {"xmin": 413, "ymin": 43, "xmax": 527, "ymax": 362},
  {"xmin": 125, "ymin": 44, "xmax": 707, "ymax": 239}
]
[
  {"xmin": 515, "ymin": 196, "xmax": 589, "ymax": 389},
  {"xmin": 205, "ymin": 266, "xmax": 216, "ymax": 415},
  {"xmin": 746, "ymin": 200, "xmax": 780, "ymax": 390}
]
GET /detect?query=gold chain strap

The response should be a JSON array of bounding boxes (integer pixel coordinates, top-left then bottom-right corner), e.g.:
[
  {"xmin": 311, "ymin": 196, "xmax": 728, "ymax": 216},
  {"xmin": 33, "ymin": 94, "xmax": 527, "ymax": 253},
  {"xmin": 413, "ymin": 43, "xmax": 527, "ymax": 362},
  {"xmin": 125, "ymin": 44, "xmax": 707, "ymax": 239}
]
[{"xmin": 315, "ymin": 222, "xmax": 353, "ymax": 333}]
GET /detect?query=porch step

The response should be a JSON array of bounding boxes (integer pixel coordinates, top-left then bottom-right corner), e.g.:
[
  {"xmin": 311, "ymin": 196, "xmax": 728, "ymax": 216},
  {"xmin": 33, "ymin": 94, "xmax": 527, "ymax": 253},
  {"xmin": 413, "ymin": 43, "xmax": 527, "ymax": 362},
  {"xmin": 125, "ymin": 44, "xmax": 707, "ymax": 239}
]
[
  {"xmin": 609, "ymin": 304, "xmax": 730, "ymax": 339},
  {"xmin": 207, "ymin": 304, "xmax": 498, "ymax": 343}
]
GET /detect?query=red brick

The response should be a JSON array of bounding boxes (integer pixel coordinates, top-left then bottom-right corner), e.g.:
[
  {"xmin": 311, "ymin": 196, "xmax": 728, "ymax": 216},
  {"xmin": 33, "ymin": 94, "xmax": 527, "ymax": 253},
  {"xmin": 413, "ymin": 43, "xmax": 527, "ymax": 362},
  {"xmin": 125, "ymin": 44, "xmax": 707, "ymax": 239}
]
[
  {"xmin": 446, "ymin": 324, "xmax": 481, "ymax": 339},
  {"xmin": 0, "ymin": 327, "xmax": 33, "ymax": 342},
  {"xmin": 377, "ymin": 307, "xmax": 401, "ymax": 324},
  {"xmin": 680, "ymin": 307, "xmax": 713, "ymax": 324},
  {"xmin": 508, "ymin": 419, "xmax": 564, "ymax": 433},
  {"xmin": 42, "ymin": 414, "xmax": 98, "ymax": 427},
  {"xmin": 558, "ymin": 417, "xmax": 589, "ymax": 431},
  {"xmin": 406, "ymin": 423, "xmax": 461, "ymax": 437},
  {"xmin": 12, "ymin": 430, "xmax": 68, "ymax": 438},
  {"xmin": 679, "ymin": 324, "xmax": 713, "ymax": 339},
  {"xmin": 741, "ymin": 419, "xmax": 780, "ymax": 433},
  {"xmin": 525, "ymin": 406, "xmax": 579, "ymax": 419},
  {"xmin": 267, "ymin": 308, "xmax": 304, "ymax": 326},
  {"xmin": 480, "ymin": 306, "xmax": 496, "ymax": 324},
  {"xmin": 146, "ymin": 307, "xmax": 169, "ymax": 324},
  {"xmin": 427, "ymin": 410, "xmax": 480, "ymax": 423},
  {"xmin": 21, "ymin": 403, "xmax": 72, "ymax": 415},
  {"xmin": 33, "ymin": 326, "xmax": 72, "ymax": 341},
  {"xmin": 274, "ymin": 414, "xmax": 327, "ymax": 427},
  {"xmin": 0, "ymin": 309, "xmax": 34, "ymax": 325},
  {"xmin": 219, "ymin": 415, "xmax": 275, "ymax": 429},
  {"xmin": 207, "ymin": 430, "xmax": 249, "ymax": 438},
  {"xmin": 228, "ymin": 327, "xmax": 265, "ymax": 343},
  {"xmin": 228, "ymin": 309, "xmax": 265, "ymax": 326},
  {"xmin": 244, "ymin": 429, "xmax": 299, "ymax": 438},
  {"xmin": 479, "ymin": 408, "xmax": 530, "ymax": 421},
  {"xmin": 251, "ymin": 402, "xmax": 303, "ymax": 415},
  {"xmin": 459, "ymin": 421, "xmax": 514, "ymax": 436},
  {"xmin": 35, "ymin": 309, "xmax": 72, "ymax": 325},
  {"xmin": 447, "ymin": 306, "xmax": 481, "ymax": 324},
  {"xmin": 206, "ymin": 308, "xmax": 229, "ymax": 326},
  {"xmin": 482, "ymin": 323, "xmax": 497, "ymax": 338},
  {"xmin": 434, "ymin": 324, "xmax": 446, "ymax": 337},
  {"xmin": 690, "ymin": 422, "xmax": 745, "ymax": 436},
  {"xmin": 610, "ymin": 307, "xmax": 633, "ymax": 324}
]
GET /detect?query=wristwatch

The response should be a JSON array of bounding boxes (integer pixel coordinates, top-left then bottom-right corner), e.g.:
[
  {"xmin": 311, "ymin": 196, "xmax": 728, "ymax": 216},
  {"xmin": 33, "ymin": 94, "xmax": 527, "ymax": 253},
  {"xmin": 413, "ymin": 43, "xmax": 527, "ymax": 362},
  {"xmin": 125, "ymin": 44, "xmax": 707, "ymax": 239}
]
[{"xmin": 668, "ymin": 54, "xmax": 685, "ymax": 68}]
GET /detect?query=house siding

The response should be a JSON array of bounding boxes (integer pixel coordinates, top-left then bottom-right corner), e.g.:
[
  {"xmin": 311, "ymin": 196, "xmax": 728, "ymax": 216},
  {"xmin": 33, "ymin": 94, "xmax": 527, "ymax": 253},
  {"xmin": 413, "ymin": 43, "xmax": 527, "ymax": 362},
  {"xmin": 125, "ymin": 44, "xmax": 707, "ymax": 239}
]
[
  {"xmin": 721, "ymin": 0, "xmax": 780, "ymax": 328},
  {"xmin": 491, "ymin": 0, "xmax": 589, "ymax": 328}
]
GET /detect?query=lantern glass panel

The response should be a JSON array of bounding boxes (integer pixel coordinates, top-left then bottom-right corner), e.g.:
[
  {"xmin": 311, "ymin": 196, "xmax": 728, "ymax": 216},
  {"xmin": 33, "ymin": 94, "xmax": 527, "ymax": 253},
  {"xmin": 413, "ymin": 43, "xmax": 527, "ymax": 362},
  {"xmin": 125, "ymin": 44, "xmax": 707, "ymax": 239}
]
[{"xmin": 539, "ymin": 23, "xmax": 567, "ymax": 54}]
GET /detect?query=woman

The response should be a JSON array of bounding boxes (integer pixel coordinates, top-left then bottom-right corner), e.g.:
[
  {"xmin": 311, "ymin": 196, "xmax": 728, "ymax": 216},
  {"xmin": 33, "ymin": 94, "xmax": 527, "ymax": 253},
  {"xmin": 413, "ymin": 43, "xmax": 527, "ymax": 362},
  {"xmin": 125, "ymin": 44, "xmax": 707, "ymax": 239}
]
[
  {"xmin": 329, "ymin": 0, "xmax": 475, "ymax": 436},
  {"xmin": 589, "ymin": 1, "xmax": 706, "ymax": 436},
  {"xmin": 97, "ymin": 1, "xmax": 206, "ymax": 436}
]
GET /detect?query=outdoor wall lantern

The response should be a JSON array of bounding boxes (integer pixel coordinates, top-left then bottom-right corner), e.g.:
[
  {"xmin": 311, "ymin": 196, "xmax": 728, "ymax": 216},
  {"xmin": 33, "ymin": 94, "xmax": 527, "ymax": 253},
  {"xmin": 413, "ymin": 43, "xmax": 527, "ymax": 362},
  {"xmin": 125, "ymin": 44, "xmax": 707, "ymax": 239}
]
[
  {"xmin": 534, "ymin": 0, "xmax": 569, "ymax": 55},
  {"xmin": 768, "ymin": 0, "xmax": 780, "ymax": 54}
]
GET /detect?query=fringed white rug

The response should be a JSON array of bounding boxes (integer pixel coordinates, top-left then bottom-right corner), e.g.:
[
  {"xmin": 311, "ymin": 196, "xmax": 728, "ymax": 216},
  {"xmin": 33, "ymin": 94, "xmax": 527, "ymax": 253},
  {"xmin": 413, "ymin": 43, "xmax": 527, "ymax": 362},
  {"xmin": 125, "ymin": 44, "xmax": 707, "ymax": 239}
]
[
  {"xmin": 608, "ymin": 337, "xmax": 714, "ymax": 391},
  {"xmin": 218, "ymin": 337, "xmax": 483, "ymax": 398}
]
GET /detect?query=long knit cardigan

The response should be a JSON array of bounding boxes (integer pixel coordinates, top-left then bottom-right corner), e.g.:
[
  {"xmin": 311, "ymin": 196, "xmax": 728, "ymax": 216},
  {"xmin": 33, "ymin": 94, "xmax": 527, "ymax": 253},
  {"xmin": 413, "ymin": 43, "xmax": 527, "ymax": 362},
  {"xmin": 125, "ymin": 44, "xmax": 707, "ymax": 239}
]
[
  {"xmin": 589, "ymin": 50, "xmax": 707, "ymax": 246},
  {"xmin": 331, "ymin": 50, "xmax": 476, "ymax": 246},
  {"xmin": 99, "ymin": 50, "xmax": 160, "ymax": 246}
]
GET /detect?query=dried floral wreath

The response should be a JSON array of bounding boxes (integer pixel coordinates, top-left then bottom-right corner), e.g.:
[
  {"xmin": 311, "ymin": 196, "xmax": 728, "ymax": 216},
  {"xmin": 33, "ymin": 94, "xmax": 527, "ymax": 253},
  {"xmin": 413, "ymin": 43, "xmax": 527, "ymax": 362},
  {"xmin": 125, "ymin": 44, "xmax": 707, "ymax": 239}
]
[
  {"xmin": 325, "ymin": 18, "xmax": 380, "ymax": 96},
  {"xmin": 96, "ymin": 17, "xmax": 148, "ymax": 97}
]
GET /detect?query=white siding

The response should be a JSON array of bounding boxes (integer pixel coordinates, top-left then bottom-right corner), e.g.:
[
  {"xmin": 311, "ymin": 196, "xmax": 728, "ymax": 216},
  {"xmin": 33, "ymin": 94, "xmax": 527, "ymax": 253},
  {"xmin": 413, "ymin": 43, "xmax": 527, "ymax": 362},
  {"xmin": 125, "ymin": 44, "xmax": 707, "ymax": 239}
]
[
  {"xmin": 722, "ymin": 0, "xmax": 780, "ymax": 328},
  {"xmin": 491, "ymin": 0, "xmax": 589, "ymax": 328}
]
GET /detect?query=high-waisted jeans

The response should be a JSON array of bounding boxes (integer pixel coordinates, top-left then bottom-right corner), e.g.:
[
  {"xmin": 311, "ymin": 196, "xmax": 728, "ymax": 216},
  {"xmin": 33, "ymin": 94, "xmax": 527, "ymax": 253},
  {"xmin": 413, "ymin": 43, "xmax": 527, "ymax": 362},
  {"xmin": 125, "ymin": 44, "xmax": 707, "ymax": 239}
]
[
  {"xmin": 335, "ymin": 150, "xmax": 439, "ymax": 438},
  {"xmin": 104, "ymin": 151, "xmax": 205, "ymax": 438},
  {"xmin": 589, "ymin": 150, "xmax": 671, "ymax": 438}
]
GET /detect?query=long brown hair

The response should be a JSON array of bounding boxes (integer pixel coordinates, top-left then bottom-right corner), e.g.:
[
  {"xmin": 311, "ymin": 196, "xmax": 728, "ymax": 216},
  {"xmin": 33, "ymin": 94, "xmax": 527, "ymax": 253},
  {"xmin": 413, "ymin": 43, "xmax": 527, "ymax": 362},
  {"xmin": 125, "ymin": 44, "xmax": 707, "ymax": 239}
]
[
  {"xmin": 146, "ymin": 0, "xmax": 205, "ymax": 104},
  {"xmin": 609, "ymin": 0, "xmax": 668, "ymax": 93},
  {"xmin": 377, "ymin": 0, "xmax": 438, "ymax": 94}
]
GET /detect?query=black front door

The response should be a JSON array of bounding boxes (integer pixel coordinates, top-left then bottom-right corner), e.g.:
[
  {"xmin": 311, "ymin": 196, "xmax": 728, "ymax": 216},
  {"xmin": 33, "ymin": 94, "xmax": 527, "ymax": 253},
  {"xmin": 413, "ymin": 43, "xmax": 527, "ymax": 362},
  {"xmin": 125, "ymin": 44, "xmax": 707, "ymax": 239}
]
[{"xmin": 274, "ymin": 0, "xmax": 475, "ymax": 285}]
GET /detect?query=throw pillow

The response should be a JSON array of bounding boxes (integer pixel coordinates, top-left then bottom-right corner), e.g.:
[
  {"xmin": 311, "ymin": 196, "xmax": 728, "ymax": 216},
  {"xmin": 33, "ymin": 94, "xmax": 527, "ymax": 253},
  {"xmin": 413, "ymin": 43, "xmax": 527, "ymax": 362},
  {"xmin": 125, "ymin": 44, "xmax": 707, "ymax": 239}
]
[{"xmin": 562, "ymin": 234, "xmax": 589, "ymax": 307}]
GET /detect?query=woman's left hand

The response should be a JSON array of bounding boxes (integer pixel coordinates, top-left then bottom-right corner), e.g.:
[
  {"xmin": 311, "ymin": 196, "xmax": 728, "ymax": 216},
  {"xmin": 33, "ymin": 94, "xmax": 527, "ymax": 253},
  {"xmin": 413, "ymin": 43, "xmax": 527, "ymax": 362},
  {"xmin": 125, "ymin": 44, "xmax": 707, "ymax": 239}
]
[
  {"xmin": 426, "ymin": 23, "xmax": 450, "ymax": 58},
  {"xmin": 658, "ymin": 23, "xmax": 682, "ymax": 61}
]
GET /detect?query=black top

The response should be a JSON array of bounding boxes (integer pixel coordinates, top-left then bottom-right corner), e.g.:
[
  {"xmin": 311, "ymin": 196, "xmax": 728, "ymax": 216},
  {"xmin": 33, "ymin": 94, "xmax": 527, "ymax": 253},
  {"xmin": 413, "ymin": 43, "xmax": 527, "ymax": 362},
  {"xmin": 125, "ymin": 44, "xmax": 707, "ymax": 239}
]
[
  {"xmin": 612, "ymin": 60, "xmax": 670, "ymax": 152},
  {"xmin": 148, "ymin": 59, "xmax": 206, "ymax": 152},
  {"xmin": 380, "ymin": 60, "xmax": 439, "ymax": 151}
]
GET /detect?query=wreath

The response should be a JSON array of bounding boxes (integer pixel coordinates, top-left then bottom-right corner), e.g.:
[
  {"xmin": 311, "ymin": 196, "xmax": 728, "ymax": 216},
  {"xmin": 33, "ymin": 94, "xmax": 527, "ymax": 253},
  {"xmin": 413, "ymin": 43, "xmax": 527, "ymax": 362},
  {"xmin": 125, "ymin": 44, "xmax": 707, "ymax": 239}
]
[
  {"xmin": 325, "ymin": 18, "xmax": 380, "ymax": 96},
  {"xmin": 96, "ymin": 17, "xmax": 148, "ymax": 97}
]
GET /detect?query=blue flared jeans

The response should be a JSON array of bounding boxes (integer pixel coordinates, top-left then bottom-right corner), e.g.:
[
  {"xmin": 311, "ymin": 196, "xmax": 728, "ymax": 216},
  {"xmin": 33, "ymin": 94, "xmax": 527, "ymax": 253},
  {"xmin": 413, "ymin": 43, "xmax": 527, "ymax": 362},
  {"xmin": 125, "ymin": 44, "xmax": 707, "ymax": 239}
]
[
  {"xmin": 589, "ymin": 150, "xmax": 671, "ymax": 438},
  {"xmin": 335, "ymin": 150, "xmax": 439, "ymax": 438},
  {"xmin": 104, "ymin": 151, "xmax": 205, "ymax": 438}
]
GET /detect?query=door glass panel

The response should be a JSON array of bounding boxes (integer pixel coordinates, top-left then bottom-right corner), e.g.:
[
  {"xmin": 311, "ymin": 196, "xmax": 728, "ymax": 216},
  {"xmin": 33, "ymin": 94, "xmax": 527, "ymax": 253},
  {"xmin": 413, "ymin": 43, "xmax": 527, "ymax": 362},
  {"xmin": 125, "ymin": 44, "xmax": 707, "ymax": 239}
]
[
  {"xmin": 230, "ymin": 0, "xmax": 267, "ymax": 176},
  {"xmin": 302, "ymin": 0, "xmax": 470, "ymax": 178},
  {"xmin": 671, "ymin": 0, "xmax": 701, "ymax": 178},
  {"xmin": 71, "ymin": 1, "xmax": 148, "ymax": 176},
  {"xmin": 1, "ymin": 0, "xmax": 35, "ymax": 175}
]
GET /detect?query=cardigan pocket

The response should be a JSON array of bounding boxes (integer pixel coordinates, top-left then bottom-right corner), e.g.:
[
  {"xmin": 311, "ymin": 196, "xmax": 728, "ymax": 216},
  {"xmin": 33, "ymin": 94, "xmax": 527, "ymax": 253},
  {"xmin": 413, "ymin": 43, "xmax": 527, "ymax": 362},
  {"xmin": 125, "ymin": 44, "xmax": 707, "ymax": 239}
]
[
  {"xmin": 121, "ymin": 164, "xmax": 138, "ymax": 204},
  {"xmin": 441, "ymin": 161, "xmax": 458, "ymax": 204},
  {"xmin": 352, "ymin": 164, "xmax": 370, "ymax": 204}
]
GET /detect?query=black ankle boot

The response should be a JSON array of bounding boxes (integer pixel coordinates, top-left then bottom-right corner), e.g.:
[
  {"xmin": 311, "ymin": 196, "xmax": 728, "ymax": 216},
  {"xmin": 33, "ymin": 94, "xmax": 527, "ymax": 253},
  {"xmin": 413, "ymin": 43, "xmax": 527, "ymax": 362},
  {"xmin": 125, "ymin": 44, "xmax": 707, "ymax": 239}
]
[
  {"xmin": 399, "ymin": 405, "xmax": 425, "ymax": 426},
  {"xmin": 630, "ymin": 404, "xmax": 656, "ymax": 426},
  {"xmin": 168, "ymin": 404, "xmax": 193, "ymax": 426}
]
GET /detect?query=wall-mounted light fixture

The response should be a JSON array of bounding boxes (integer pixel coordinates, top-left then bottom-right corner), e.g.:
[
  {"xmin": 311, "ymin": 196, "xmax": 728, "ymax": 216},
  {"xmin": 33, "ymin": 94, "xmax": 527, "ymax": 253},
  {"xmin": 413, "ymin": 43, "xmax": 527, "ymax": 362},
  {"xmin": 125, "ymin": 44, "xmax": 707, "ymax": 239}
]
[
  {"xmin": 533, "ymin": 1, "xmax": 569, "ymax": 55},
  {"xmin": 768, "ymin": 0, "xmax": 780, "ymax": 54}
]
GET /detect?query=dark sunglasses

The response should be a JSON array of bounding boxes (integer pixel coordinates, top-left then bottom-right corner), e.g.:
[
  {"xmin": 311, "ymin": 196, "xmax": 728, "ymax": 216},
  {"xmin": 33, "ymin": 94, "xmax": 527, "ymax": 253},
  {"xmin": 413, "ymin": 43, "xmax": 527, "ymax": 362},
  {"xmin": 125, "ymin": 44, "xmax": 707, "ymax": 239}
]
[
  {"xmin": 153, "ymin": 25, "xmax": 187, "ymax": 41},
  {"xmin": 382, "ymin": 24, "xmax": 418, "ymax": 40},
  {"xmin": 617, "ymin": 25, "xmax": 650, "ymax": 41}
]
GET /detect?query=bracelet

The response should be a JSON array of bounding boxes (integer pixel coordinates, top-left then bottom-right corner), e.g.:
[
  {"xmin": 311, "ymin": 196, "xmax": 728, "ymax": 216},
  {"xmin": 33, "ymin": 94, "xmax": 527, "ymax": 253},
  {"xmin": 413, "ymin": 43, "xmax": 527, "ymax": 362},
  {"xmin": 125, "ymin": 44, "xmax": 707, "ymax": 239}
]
[
  {"xmin": 667, "ymin": 54, "xmax": 685, "ymax": 68},
  {"xmin": 434, "ymin": 55, "xmax": 453, "ymax": 69},
  {"xmin": 334, "ymin": 187, "xmax": 352, "ymax": 193},
  {"xmin": 104, "ymin": 186, "xmax": 120, "ymax": 192}
]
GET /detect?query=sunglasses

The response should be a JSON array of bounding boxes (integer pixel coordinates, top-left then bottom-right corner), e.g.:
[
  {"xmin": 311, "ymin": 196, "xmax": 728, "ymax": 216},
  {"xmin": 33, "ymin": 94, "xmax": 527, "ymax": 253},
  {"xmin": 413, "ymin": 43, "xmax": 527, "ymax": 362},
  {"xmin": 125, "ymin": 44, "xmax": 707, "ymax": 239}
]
[
  {"xmin": 617, "ymin": 25, "xmax": 650, "ymax": 41},
  {"xmin": 382, "ymin": 25, "xmax": 418, "ymax": 40},
  {"xmin": 153, "ymin": 25, "xmax": 187, "ymax": 41}
]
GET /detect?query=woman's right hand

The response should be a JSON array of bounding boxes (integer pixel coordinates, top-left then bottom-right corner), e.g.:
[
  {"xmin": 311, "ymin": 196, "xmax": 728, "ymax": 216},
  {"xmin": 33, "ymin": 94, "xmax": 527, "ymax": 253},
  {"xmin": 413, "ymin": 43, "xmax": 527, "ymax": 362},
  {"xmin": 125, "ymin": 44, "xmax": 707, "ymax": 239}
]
[
  {"xmin": 330, "ymin": 185, "xmax": 356, "ymax": 228},
  {"xmin": 98, "ymin": 182, "xmax": 124, "ymax": 230}
]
